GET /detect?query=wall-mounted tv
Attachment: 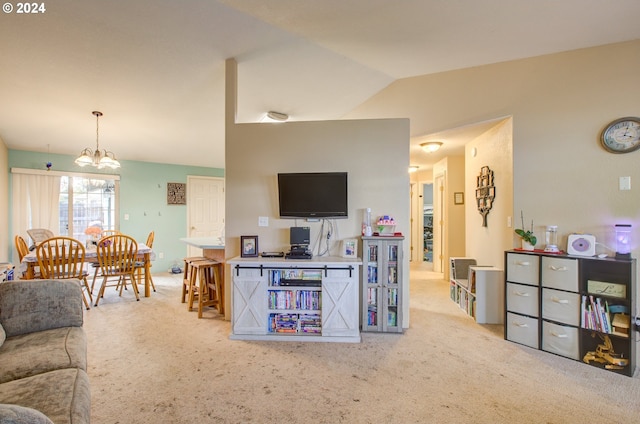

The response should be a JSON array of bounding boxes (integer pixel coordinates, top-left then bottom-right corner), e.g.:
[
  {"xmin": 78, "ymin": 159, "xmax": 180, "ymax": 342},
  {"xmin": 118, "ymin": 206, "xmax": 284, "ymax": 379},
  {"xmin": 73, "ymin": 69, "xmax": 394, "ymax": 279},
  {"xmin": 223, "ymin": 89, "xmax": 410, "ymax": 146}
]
[{"xmin": 277, "ymin": 172, "xmax": 348, "ymax": 219}]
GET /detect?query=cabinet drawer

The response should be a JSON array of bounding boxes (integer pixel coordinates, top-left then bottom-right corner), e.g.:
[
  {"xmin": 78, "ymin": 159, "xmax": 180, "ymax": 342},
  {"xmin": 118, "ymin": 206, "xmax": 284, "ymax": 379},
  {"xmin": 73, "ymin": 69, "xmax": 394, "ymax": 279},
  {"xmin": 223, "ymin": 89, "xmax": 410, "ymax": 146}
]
[
  {"xmin": 506, "ymin": 253, "xmax": 539, "ymax": 285},
  {"xmin": 506, "ymin": 283, "xmax": 539, "ymax": 317},
  {"xmin": 506, "ymin": 312, "xmax": 539, "ymax": 349},
  {"xmin": 542, "ymin": 321, "xmax": 579, "ymax": 360},
  {"xmin": 541, "ymin": 257, "xmax": 578, "ymax": 292},
  {"xmin": 542, "ymin": 288, "xmax": 580, "ymax": 326}
]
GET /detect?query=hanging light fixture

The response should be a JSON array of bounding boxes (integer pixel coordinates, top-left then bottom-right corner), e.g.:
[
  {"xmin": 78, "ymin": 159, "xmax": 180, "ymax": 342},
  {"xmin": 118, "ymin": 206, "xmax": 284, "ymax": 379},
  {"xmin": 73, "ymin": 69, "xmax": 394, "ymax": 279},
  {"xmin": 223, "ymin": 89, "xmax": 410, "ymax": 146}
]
[
  {"xmin": 75, "ymin": 111, "xmax": 121, "ymax": 169},
  {"xmin": 420, "ymin": 141, "xmax": 443, "ymax": 153}
]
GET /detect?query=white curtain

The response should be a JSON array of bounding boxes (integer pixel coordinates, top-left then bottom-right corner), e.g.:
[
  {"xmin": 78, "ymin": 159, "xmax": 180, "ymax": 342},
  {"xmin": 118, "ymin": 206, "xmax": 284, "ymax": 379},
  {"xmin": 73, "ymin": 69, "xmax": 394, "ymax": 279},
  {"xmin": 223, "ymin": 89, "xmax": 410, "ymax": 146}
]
[{"xmin": 11, "ymin": 172, "xmax": 61, "ymax": 262}]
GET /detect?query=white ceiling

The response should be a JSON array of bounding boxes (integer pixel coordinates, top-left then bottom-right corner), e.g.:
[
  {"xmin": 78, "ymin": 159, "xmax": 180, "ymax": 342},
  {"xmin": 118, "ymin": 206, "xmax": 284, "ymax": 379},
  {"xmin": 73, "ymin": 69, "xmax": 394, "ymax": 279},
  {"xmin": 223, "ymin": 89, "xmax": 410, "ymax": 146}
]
[{"xmin": 1, "ymin": 0, "xmax": 639, "ymax": 170}]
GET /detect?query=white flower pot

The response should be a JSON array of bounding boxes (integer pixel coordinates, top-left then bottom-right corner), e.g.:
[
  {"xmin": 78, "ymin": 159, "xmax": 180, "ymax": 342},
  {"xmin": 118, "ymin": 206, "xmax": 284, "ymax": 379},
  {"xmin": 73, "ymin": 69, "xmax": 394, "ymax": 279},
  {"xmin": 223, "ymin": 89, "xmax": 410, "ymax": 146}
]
[{"xmin": 521, "ymin": 240, "xmax": 534, "ymax": 251}]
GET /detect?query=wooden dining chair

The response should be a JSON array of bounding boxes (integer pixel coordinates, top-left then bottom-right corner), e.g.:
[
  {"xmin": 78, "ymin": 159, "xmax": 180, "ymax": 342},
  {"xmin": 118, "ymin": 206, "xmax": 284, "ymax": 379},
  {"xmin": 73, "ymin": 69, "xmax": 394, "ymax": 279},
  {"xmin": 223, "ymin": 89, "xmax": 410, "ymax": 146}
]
[
  {"xmin": 14, "ymin": 235, "xmax": 29, "ymax": 262},
  {"xmin": 15, "ymin": 235, "xmax": 39, "ymax": 279},
  {"xmin": 94, "ymin": 234, "xmax": 140, "ymax": 306},
  {"xmin": 90, "ymin": 229, "xmax": 121, "ymax": 294},
  {"xmin": 135, "ymin": 231, "xmax": 155, "ymax": 292},
  {"xmin": 35, "ymin": 236, "xmax": 93, "ymax": 310}
]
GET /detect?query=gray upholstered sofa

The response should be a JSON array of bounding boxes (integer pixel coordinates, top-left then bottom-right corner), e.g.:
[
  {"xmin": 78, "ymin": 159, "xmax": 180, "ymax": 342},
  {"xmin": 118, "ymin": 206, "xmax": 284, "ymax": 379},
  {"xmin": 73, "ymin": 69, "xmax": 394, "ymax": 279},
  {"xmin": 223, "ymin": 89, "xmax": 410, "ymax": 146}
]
[{"xmin": 0, "ymin": 279, "xmax": 90, "ymax": 424}]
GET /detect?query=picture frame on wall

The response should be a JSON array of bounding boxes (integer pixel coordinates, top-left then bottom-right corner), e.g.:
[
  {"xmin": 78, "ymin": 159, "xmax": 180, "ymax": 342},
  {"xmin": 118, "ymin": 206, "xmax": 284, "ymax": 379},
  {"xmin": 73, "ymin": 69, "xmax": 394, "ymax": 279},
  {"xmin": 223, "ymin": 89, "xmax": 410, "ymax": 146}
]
[
  {"xmin": 241, "ymin": 236, "xmax": 258, "ymax": 258},
  {"xmin": 454, "ymin": 192, "xmax": 464, "ymax": 205},
  {"xmin": 342, "ymin": 238, "xmax": 358, "ymax": 258}
]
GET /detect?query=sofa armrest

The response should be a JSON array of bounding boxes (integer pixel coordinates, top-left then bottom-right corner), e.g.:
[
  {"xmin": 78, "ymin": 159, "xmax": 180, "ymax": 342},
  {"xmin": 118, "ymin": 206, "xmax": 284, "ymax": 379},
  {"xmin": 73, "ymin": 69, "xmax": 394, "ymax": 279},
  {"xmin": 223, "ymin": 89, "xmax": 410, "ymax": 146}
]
[{"xmin": 0, "ymin": 280, "xmax": 83, "ymax": 337}]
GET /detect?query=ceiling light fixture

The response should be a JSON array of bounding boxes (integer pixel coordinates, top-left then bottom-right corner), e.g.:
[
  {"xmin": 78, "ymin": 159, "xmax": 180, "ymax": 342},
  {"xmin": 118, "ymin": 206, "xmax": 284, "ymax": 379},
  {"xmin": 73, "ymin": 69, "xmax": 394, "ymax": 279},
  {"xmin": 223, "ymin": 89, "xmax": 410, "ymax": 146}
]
[
  {"xmin": 420, "ymin": 141, "xmax": 443, "ymax": 153},
  {"xmin": 408, "ymin": 166, "xmax": 419, "ymax": 173},
  {"xmin": 75, "ymin": 111, "xmax": 120, "ymax": 169},
  {"xmin": 263, "ymin": 111, "xmax": 289, "ymax": 123}
]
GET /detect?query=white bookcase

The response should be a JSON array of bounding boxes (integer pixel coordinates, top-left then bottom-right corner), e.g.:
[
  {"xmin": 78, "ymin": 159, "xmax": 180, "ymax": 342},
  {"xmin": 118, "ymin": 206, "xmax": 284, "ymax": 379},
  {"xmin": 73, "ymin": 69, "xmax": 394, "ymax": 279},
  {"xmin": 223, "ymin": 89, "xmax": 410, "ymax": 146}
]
[
  {"xmin": 361, "ymin": 236, "xmax": 404, "ymax": 333},
  {"xmin": 229, "ymin": 256, "xmax": 361, "ymax": 342},
  {"xmin": 449, "ymin": 258, "xmax": 504, "ymax": 324}
]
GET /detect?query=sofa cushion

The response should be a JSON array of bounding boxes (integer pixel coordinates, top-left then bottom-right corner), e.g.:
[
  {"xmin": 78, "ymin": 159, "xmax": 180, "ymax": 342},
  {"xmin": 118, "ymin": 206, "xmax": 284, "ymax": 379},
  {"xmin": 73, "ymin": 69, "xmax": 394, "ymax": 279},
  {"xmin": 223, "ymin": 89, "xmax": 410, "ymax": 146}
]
[
  {"xmin": 0, "ymin": 368, "xmax": 90, "ymax": 424},
  {"xmin": 0, "ymin": 280, "xmax": 83, "ymax": 337},
  {"xmin": 0, "ymin": 404, "xmax": 54, "ymax": 424},
  {"xmin": 0, "ymin": 327, "xmax": 87, "ymax": 384}
]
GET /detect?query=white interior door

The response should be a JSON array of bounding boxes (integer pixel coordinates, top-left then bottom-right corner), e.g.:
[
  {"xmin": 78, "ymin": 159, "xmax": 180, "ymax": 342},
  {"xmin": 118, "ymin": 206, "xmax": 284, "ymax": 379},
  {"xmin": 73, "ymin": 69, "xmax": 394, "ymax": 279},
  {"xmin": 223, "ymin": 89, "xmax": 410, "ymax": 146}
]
[
  {"xmin": 433, "ymin": 174, "xmax": 445, "ymax": 273},
  {"xmin": 187, "ymin": 176, "xmax": 225, "ymax": 257}
]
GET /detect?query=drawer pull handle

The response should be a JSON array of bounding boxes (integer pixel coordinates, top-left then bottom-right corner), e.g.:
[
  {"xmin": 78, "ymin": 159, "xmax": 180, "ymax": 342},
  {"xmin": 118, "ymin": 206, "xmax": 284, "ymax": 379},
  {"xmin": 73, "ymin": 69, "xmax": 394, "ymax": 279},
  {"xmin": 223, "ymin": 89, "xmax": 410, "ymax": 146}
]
[
  {"xmin": 514, "ymin": 291, "xmax": 530, "ymax": 297},
  {"xmin": 551, "ymin": 331, "xmax": 568, "ymax": 338},
  {"xmin": 549, "ymin": 266, "xmax": 568, "ymax": 272},
  {"xmin": 551, "ymin": 297, "xmax": 569, "ymax": 304},
  {"xmin": 515, "ymin": 261, "xmax": 530, "ymax": 266},
  {"xmin": 513, "ymin": 322, "xmax": 528, "ymax": 328}
]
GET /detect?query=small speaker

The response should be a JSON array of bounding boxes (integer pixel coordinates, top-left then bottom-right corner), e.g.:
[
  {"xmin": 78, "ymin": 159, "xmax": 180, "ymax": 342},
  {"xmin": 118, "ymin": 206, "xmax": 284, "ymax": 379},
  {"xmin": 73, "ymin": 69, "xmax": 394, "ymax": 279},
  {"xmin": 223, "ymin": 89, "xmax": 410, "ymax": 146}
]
[{"xmin": 567, "ymin": 234, "xmax": 596, "ymax": 256}]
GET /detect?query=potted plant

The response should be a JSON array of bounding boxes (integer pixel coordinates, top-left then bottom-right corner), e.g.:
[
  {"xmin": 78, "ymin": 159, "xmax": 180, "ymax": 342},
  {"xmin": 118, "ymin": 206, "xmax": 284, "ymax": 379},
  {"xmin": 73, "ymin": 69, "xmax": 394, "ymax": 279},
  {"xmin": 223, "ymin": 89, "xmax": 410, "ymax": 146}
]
[{"xmin": 515, "ymin": 211, "xmax": 536, "ymax": 250}]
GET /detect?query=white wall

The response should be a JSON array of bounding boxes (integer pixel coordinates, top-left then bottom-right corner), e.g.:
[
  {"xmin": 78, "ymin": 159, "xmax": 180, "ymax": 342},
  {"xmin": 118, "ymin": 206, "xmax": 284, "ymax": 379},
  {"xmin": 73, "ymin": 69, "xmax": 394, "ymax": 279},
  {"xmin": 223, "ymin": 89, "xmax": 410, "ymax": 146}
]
[
  {"xmin": 225, "ymin": 119, "xmax": 411, "ymax": 325},
  {"xmin": 465, "ymin": 118, "xmax": 513, "ymax": 268},
  {"xmin": 347, "ymin": 40, "xmax": 640, "ymax": 273},
  {"xmin": 432, "ymin": 155, "xmax": 465, "ymax": 279}
]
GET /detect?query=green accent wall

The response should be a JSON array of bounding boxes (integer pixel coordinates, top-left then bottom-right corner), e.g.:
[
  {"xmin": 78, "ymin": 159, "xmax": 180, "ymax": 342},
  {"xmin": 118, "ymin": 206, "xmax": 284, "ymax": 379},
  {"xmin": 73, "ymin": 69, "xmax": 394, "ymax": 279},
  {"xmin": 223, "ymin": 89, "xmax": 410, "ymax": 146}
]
[{"xmin": 9, "ymin": 150, "xmax": 224, "ymax": 273}]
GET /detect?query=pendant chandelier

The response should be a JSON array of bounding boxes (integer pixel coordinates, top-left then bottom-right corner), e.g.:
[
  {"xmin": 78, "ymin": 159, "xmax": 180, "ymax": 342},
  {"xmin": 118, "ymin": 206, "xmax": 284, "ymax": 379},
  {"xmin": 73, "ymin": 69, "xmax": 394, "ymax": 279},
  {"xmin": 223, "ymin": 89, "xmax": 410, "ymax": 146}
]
[{"xmin": 75, "ymin": 111, "xmax": 121, "ymax": 169}]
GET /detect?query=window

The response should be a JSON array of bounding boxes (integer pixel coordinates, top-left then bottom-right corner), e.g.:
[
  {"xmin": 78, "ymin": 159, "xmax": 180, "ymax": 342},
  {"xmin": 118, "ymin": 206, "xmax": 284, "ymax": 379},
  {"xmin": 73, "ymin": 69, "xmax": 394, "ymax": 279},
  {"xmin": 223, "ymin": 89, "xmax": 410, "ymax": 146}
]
[{"xmin": 59, "ymin": 176, "xmax": 119, "ymax": 244}]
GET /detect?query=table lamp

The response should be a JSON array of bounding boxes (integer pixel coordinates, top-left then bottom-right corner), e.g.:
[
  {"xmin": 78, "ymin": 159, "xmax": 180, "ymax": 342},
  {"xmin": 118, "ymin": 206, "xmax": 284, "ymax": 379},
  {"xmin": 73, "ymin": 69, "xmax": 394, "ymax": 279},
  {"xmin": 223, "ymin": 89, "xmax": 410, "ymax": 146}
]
[{"xmin": 615, "ymin": 224, "xmax": 632, "ymax": 259}]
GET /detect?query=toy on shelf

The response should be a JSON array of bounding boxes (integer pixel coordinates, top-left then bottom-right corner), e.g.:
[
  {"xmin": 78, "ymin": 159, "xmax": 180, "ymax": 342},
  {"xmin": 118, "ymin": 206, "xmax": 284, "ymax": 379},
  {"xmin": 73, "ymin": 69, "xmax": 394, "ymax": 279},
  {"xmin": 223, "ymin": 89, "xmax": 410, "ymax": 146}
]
[
  {"xmin": 375, "ymin": 215, "xmax": 396, "ymax": 236},
  {"xmin": 583, "ymin": 334, "xmax": 628, "ymax": 370}
]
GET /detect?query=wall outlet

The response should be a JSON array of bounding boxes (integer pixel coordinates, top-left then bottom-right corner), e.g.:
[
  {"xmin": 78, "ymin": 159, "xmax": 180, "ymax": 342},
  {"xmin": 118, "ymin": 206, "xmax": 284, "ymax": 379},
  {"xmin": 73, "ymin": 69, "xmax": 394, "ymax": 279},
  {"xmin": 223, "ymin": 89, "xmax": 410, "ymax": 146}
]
[
  {"xmin": 158, "ymin": 252, "xmax": 164, "ymax": 259},
  {"xmin": 258, "ymin": 216, "xmax": 269, "ymax": 227}
]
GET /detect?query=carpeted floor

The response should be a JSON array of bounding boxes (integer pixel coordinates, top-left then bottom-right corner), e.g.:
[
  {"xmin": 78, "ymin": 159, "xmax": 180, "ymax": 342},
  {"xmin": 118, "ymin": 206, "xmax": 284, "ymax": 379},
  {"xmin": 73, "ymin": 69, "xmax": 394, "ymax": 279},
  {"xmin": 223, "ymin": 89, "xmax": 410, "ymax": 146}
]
[{"xmin": 83, "ymin": 264, "xmax": 640, "ymax": 423}]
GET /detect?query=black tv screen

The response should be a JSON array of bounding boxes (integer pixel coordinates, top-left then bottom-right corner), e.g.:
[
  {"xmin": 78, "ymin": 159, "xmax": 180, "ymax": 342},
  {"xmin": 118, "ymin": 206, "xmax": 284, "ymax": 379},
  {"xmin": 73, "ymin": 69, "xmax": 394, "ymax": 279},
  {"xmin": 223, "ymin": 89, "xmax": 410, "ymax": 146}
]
[{"xmin": 277, "ymin": 172, "xmax": 348, "ymax": 219}]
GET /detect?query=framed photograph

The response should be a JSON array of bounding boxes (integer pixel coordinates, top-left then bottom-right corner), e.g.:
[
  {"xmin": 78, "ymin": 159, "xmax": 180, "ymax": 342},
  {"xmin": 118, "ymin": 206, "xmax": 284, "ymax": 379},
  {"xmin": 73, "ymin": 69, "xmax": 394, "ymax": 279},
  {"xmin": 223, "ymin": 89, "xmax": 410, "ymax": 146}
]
[
  {"xmin": 240, "ymin": 236, "xmax": 258, "ymax": 258},
  {"xmin": 454, "ymin": 192, "xmax": 464, "ymax": 205},
  {"xmin": 342, "ymin": 238, "xmax": 358, "ymax": 258}
]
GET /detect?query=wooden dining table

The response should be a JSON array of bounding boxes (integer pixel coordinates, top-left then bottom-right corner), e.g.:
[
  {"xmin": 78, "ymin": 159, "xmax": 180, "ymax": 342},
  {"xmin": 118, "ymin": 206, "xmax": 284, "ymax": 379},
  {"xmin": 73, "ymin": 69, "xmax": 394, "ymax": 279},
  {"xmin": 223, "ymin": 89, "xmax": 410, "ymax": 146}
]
[{"xmin": 20, "ymin": 243, "xmax": 155, "ymax": 297}]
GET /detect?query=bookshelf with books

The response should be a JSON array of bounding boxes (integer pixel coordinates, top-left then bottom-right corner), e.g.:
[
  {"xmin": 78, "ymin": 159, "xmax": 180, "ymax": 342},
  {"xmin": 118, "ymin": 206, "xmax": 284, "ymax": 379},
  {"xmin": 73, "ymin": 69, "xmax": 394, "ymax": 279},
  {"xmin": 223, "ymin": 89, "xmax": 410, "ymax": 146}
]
[
  {"xmin": 505, "ymin": 250, "xmax": 637, "ymax": 377},
  {"xmin": 449, "ymin": 258, "xmax": 504, "ymax": 324},
  {"xmin": 580, "ymin": 258, "xmax": 636, "ymax": 376},
  {"xmin": 229, "ymin": 257, "xmax": 361, "ymax": 342},
  {"xmin": 361, "ymin": 236, "xmax": 404, "ymax": 333}
]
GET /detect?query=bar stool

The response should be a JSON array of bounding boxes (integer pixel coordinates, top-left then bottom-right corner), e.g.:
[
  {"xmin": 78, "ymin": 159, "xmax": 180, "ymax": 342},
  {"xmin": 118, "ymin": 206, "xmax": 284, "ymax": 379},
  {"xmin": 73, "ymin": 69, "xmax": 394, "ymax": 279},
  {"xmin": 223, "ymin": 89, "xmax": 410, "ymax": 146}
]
[
  {"xmin": 181, "ymin": 256, "xmax": 207, "ymax": 304},
  {"xmin": 181, "ymin": 256, "xmax": 207, "ymax": 303},
  {"xmin": 197, "ymin": 260, "xmax": 223, "ymax": 318}
]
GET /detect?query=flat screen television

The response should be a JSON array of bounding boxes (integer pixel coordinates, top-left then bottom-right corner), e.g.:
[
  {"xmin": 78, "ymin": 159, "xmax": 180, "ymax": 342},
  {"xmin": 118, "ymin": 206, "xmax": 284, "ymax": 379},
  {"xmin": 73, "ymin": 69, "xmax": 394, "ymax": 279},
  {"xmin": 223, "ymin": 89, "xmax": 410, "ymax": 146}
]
[{"xmin": 277, "ymin": 172, "xmax": 348, "ymax": 219}]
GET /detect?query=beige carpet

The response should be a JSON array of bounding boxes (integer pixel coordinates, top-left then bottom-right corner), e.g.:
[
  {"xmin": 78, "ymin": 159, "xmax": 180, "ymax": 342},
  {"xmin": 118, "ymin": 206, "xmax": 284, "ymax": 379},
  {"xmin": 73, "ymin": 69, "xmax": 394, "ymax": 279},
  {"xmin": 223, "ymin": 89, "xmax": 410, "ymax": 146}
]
[{"xmin": 84, "ymin": 264, "xmax": 640, "ymax": 423}]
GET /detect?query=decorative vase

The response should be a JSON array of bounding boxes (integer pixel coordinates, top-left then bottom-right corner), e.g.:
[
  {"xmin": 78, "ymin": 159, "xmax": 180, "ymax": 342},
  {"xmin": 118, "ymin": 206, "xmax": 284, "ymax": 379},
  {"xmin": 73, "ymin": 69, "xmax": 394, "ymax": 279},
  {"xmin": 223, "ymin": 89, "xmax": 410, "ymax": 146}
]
[{"xmin": 521, "ymin": 240, "xmax": 534, "ymax": 251}]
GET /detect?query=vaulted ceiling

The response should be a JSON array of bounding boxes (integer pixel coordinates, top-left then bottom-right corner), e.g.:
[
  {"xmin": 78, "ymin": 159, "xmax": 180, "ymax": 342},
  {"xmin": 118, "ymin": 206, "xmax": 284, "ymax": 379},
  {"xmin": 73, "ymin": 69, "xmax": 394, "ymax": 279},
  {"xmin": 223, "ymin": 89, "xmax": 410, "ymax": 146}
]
[{"xmin": 2, "ymin": 0, "xmax": 639, "ymax": 170}]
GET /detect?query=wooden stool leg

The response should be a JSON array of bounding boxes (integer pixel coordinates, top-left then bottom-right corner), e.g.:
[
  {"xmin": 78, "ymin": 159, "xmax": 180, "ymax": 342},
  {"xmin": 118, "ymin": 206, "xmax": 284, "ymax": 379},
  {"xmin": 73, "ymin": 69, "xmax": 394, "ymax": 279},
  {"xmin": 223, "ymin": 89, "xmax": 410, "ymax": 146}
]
[
  {"xmin": 197, "ymin": 262, "xmax": 223, "ymax": 318},
  {"xmin": 187, "ymin": 265, "xmax": 198, "ymax": 311},
  {"xmin": 181, "ymin": 259, "xmax": 190, "ymax": 303},
  {"xmin": 214, "ymin": 263, "xmax": 224, "ymax": 315},
  {"xmin": 197, "ymin": 265, "xmax": 209, "ymax": 318}
]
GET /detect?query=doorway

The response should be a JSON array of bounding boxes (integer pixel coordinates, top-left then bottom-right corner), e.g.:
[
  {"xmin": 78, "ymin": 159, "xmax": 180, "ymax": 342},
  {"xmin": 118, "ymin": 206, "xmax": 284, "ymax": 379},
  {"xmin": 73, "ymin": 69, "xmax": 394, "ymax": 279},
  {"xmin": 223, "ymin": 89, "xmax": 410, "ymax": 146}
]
[{"xmin": 422, "ymin": 183, "xmax": 433, "ymax": 263}]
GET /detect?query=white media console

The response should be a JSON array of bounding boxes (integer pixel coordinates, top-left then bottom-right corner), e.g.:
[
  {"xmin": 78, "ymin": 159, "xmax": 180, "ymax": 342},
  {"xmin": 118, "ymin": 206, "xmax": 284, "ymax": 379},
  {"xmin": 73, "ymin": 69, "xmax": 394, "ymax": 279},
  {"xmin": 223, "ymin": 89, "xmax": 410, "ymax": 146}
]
[{"xmin": 228, "ymin": 256, "xmax": 362, "ymax": 342}]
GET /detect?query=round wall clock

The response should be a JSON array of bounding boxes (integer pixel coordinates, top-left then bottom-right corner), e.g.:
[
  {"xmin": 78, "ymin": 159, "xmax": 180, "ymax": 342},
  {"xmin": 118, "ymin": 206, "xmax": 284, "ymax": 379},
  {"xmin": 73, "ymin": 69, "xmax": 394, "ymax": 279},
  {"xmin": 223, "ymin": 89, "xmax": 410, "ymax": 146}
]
[{"xmin": 600, "ymin": 117, "xmax": 640, "ymax": 153}]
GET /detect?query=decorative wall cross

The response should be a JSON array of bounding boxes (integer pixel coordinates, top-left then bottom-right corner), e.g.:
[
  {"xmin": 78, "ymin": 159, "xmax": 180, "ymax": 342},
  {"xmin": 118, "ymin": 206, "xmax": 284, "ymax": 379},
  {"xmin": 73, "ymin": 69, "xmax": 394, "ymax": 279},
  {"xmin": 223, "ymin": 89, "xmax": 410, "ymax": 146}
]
[{"xmin": 475, "ymin": 166, "xmax": 495, "ymax": 227}]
